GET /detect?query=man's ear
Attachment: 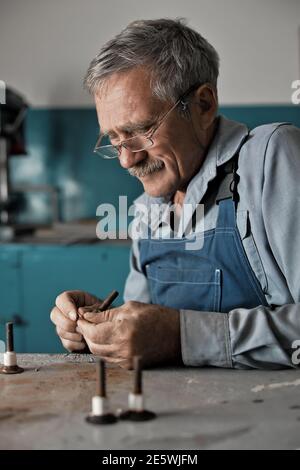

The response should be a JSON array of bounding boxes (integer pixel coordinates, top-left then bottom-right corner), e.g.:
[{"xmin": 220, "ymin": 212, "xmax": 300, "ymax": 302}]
[{"xmin": 193, "ymin": 84, "xmax": 218, "ymax": 129}]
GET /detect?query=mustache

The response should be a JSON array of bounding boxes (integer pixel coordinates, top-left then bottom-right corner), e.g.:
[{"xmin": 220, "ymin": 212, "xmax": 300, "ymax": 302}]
[{"xmin": 128, "ymin": 158, "xmax": 164, "ymax": 178}]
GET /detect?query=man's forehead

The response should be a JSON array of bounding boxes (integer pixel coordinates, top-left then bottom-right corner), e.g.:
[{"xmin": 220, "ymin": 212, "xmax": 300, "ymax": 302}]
[
  {"xmin": 97, "ymin": 95, "xmax": 160, "ymax": 135},
  {"xmin": 95, "ymin": 72, "xmax": 166, "ymax": 133},
  {"xmin": 99, "ymin": 67, "xmax": 152, "ymax": 96}
]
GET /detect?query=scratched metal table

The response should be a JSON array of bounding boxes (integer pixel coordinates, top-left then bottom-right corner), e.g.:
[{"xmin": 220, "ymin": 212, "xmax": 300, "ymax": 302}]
[{"xmin": 0, "ymin": 354, "xmax": 300, "ymax": 450}]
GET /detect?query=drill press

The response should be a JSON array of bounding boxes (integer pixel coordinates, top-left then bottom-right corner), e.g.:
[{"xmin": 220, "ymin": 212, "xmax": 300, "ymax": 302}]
[{"xmin": 0, "ymin": 87, "xmax": 28, "ymax": 241}]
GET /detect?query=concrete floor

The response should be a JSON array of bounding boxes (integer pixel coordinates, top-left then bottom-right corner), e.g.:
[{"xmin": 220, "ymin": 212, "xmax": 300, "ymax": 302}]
[{"xmin": 0, "ymin": 354, "xmax": 300, "ymax": 450}]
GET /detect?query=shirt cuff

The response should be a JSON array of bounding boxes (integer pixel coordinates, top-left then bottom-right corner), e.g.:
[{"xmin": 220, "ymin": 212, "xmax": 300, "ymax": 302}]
[{"xmin": 180, "ymin": 309, "xmax": 233, "ymax": 368}]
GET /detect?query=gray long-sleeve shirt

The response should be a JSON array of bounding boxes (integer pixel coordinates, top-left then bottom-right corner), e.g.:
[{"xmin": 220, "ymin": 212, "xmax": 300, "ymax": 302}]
[{"xmin": 124, "ymin": 115, "xmax": 300, "ymax": 369}]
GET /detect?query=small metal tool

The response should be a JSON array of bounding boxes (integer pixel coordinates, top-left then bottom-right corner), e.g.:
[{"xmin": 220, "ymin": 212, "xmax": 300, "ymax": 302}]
[
  {"xmin": 0, "ymin": 322, "xmax": 24, "ymax": 374},
  {"xmin": 120, "ymin": 356, "xmax": 156, "ymax": 422},
  {"xmin": 98, "ymin": 290, "xmax": 119, "ymax": 312},
  {"xmin": 86, "ymin": 359, "xmax": 117, "ymax": 425},
  {"xmin": 78, "ymin": 290, "xmax": 119, "ymax": 318}
]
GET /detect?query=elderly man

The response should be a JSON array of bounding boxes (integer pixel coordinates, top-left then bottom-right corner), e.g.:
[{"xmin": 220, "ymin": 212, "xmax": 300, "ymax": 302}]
[{"xmin": 51, "ymin": 19, "xmax": 300, "ymax": 370}]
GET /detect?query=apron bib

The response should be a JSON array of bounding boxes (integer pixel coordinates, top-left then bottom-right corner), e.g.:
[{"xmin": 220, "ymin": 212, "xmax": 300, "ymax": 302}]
[{"xmin": 139, "ymin": 150, "xmax": 268, "ymax": 313}]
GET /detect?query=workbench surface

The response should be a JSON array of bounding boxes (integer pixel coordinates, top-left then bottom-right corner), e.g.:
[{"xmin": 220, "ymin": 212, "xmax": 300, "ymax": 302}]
[{"xmin": 0, "ymin": 354, "xmax": 300, "ymax": 450}]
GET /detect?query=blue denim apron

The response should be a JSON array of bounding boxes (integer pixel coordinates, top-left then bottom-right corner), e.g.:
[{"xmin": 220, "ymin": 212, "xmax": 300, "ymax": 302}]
[{"xmin": 139, "ymin": 151, "xmax": 269, "ymax": 313}]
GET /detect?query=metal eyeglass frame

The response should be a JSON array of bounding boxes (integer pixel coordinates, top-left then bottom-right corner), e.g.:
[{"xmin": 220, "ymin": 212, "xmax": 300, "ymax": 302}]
[{"xmin": 93, "ymin": 83, "xmax": 201, "ymax": 160}]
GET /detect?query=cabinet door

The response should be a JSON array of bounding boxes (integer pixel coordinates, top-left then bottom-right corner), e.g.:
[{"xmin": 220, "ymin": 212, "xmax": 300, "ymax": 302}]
[
  {"xmin": 22, "ymin": 245, "xmax": 131, "ymax": 352},
  {"xmin": 0, "ymin": 248, "xmax": 25, "ymax": 352}
]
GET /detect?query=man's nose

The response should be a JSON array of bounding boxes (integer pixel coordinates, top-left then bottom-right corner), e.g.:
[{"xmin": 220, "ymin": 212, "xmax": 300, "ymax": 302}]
[{"xmin": 118, "ymin": 147, "xmax": 148, "ymax": 169}]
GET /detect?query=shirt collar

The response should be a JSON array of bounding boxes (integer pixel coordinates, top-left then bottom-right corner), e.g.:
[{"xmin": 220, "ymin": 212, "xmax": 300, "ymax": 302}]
[
  {"xmin": 215, "ymin": 115, "xmax": 249, "ymax": 167},
  {"xmin": 175, "ymin": 115, "xmax": 248, "ymax": 234},
  {"xmin": 134, "ymin": 115, "xmax": 249, "ymax": 234},
  {"xmin": 187, "ymin": 114, "xmax": 249, "ymax": 193}
]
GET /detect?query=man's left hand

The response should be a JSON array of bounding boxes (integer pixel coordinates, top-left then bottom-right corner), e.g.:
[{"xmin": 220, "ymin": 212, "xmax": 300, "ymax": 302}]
[{"xmin": 76, "ymin": 301, "xmax": 181, "ymax": 369}]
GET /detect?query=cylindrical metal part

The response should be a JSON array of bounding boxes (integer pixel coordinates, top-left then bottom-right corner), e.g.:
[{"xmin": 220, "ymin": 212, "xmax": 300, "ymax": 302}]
[
  {"xmin": 133, "ymin": 356, "xmax": 142, "ymax": 395},
  {"xmin": 6, "ymin": 322, "xmax": 14, "ymax": 352},
  {"xmin": 99, "ymin": 290, "xmax": 119, "ymax": 311},
  {"xmin": 96, "ymin": 359, "xmax": 106, "ymax": 398}
]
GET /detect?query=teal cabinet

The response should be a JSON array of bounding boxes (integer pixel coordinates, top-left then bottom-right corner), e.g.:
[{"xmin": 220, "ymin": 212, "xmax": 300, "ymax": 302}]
[
  {"xmin": 0, "ymin": 248, "xmax": 24, "ymax": 351},
  {"xmin": 0, "ymin": 244, "xmax": 131, "ymax": 353}
]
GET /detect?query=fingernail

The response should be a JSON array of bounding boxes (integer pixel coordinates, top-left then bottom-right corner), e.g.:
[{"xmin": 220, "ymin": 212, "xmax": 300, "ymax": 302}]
[{"xmin": 69, "ymin": 311, "xmax": 77, "ymax": 321}]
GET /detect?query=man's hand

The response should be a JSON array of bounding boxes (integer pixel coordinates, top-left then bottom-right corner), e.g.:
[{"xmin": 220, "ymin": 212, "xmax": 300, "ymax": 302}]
[
  {"xmin": 50, "ymin": 290, "xmax": 101, "ymax": 352},
  {"xmin": 76, "ymin": 301, "xmax": 181, "ymax": 369}
]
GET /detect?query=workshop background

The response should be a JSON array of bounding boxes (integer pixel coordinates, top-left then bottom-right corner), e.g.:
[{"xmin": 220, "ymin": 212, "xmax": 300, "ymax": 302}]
[{"xmin": 0, "ymin": 0, "xmax": 299, "ymax": 353}]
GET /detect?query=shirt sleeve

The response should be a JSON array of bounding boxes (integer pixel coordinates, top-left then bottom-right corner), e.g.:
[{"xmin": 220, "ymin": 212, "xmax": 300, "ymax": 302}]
[
  {"xmin": 181, "ymin": 124, "xmax": 300, "ymax": 369},
  {"xmin": 123, "ymin": 239, "xmax": 151, "ymax": 304}
]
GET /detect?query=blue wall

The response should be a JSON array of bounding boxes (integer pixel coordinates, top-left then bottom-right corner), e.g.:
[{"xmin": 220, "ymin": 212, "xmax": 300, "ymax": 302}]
[
  {"xmin": 220, "ymin": 105, "xmax": 300, "ymax": 130},
  {"xmin": 10, "ymin": 108, "xmax": 143, "ymax": 225},
  {"xmin": 9, "ymin": 105, "xmax": 300, "ymax": 226}
]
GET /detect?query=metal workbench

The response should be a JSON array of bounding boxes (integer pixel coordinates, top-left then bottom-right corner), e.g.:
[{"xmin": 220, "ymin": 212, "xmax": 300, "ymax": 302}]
[{"xmin": 0, "ymin": 354, "xmax": 300, "ymax": 450}]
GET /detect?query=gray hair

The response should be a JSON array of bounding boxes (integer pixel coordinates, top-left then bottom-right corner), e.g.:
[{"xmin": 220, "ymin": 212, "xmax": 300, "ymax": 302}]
[{"xmin": 84, "ymin": 18, "xmax": 219, "ymax": 103}]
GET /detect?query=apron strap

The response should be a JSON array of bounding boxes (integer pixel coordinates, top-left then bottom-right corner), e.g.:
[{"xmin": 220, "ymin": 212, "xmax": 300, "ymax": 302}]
[
  {"xmin": 216, "ymin": 132, "xmax": 250, "ymax": 205},
  {"xmin": 215, "ymin": 158, "xmax": 237, "ymax": 204}
]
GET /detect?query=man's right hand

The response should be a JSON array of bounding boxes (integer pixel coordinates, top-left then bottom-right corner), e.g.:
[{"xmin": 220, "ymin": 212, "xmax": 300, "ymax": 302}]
[{"xmin": 50, "ymin": 290, "xmax": 101, "ymax": 352}]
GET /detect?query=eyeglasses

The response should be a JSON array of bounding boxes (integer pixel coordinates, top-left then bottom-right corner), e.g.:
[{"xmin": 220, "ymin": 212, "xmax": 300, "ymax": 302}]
[{"xmin": 94, "ymin": 83, "xmax": 201, "ymax": 159}]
